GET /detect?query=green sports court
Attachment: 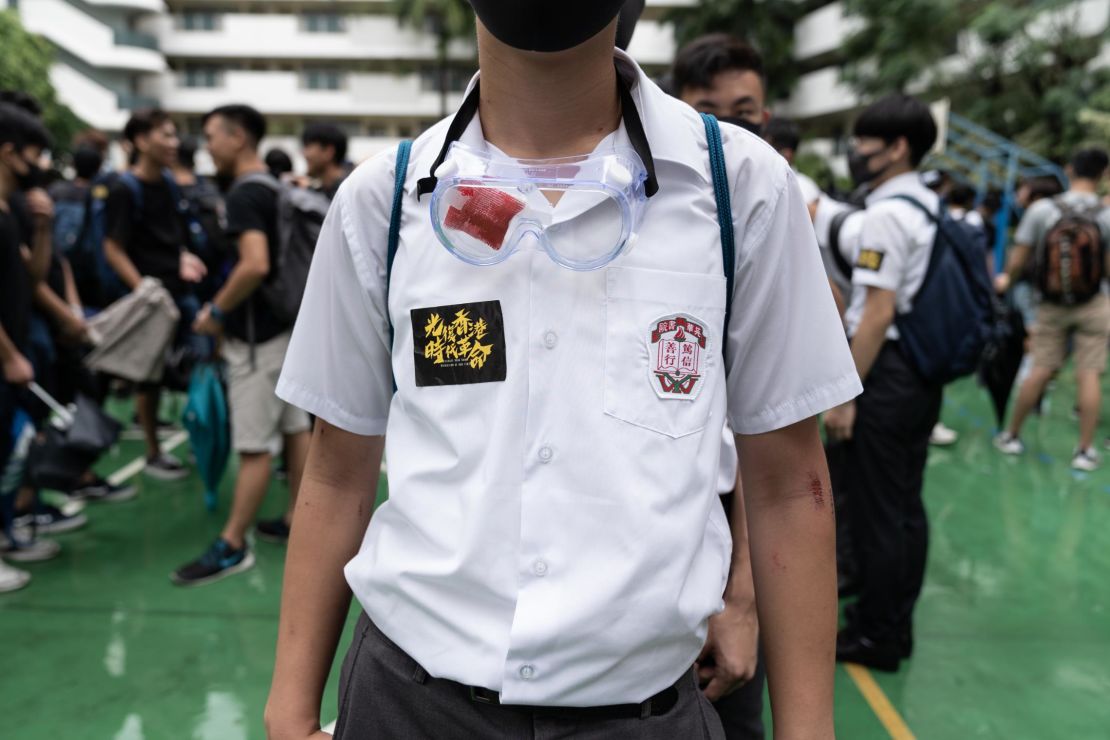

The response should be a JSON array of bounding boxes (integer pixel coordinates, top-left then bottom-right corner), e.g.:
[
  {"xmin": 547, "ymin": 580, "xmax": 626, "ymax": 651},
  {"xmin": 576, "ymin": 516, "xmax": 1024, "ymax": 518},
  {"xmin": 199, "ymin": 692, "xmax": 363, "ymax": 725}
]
[{"xmin": 2, "ymin": 370, "xmax": 1109, "ymax": 739}]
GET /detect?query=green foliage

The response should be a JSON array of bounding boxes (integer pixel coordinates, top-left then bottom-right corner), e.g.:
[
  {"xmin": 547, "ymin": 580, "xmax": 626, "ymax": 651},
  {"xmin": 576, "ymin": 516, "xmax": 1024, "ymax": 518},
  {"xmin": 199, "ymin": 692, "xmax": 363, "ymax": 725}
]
[
  {"xmin": 391, "ymin": 0, "xmax": 475, "ymax": 117},
  {"xmin": 0, "ymin": 10, "xmax": 85, "ymax": 152},
  {"xmin": 840, "ymin": 0, "xmax": 1110, "ymax": 161},
  {"xmin": 665, "ymin": 0, "xmax": 817, "ymax": 100}
]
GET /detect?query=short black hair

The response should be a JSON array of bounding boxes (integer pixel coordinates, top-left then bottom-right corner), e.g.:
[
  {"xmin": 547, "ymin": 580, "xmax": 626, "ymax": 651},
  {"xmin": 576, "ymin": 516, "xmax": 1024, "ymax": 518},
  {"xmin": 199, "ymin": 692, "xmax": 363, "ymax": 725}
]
[
  {"xmin": 947, "ymin": 183, "xmax": 976, "ymax": 208},
  {"xmin": 1071, "ymin": 147, "xmax": 1109, "ymax": 181},
  {"xmin": 73, "ymin": 146, "xmax": 103, "ymax": 180},
  {"xmin": 301, "ymin": 123, "xmax": 348, "ymax": 164},
  {"xmin": 178, "ymin": 136, "xmax": 199, "ymax": 170},
  {"xmin": 0, "ymin": 102, "xmax": 52, "ymax": 151},
  {"xmin": 0, "ymin": 90, "xmax": 43, "ymax": 117},
  {"xmin": 265, "ymin": 148, "xmax": 293, "ymax": 178},
  {"xmin": 1022, "ymin": 175, "xmax": 1064, "ymax": 202},
  {"xmin": 765, "ymin": 117, "xmax": 801, "ymax": 153},
  {"xmin": 203, "ymin": 104, "xmax": 267, "ymax": 149},
  {"xmin": 672, "ymin": 34, "xmax": 765, "ymax": 96},
  {"xmin": 123, "ymin": 109, "xmax": 173, "ymax": 145},
  {"xmin": 852, "ymin": 94, "xmax": 938, "ymax": 167}
]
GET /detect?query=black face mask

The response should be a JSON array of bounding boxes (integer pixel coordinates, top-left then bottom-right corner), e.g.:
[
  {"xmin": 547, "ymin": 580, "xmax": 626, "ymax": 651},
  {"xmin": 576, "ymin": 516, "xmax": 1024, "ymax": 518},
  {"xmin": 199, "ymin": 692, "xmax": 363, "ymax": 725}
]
[
  {"xmin": 718, "ymin": 116, "xmax": 763, "ymax": 138},
  {"xmin": 469, "ymin": 0, "xmax": 626, "ymax": 52},
  {"xmin": 847, "ymin": 147, "xmax": 889, "ymax": 188},
  {"xmin": 14, "ymin": 159, "xmax": 43, "ymax": 191}
]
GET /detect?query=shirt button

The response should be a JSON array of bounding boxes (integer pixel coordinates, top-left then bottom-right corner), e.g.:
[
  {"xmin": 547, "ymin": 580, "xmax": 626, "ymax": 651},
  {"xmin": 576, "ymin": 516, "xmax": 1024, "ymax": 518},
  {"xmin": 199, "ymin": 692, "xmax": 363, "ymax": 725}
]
[
  {"xmin": 538, "ymin": 446, "xmax": 553, "ymax": 463},
  {"xmin": 532, "ymin": 560, "xmax": 548, "ymax": 577},
  {"xmin": 543, "ymin": 331, "xmax": 558, "ymax": 349},
  {"xmin": 519, "ymin": 664, "xmax": 536, "ymax": 680}
]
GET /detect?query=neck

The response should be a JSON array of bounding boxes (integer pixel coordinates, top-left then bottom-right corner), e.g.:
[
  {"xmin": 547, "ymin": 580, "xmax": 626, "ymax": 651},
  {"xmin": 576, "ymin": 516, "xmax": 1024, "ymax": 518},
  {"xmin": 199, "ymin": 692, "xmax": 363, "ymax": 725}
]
[
  {"xmin": 134, "ymin": 157, "xmax": 163, "ymax": 182},
  {"xmin": 1071, "ymin": 178, "xmax": 1098, "ymax": 194},
  {"xmin": 872, "ymin": 163, "xmax": 914, "ymax": 189},
  {"xmin": 321, "ymin": 162, "xmax": 345, "ymax": 188},
  {"xmin": 477, "ymin": 31, "xmax": 621, "ymax": 159},
  {"xmin": 234, "ymin": 152, "xmax": 265, "ymax": 179}
]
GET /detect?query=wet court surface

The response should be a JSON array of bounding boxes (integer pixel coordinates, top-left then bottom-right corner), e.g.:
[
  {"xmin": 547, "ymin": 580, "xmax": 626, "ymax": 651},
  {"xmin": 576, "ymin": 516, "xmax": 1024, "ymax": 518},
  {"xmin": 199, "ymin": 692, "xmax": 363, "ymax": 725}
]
[{"xmin": 2, "ymin": 372, "xmax": 1110, "ymax": 738}]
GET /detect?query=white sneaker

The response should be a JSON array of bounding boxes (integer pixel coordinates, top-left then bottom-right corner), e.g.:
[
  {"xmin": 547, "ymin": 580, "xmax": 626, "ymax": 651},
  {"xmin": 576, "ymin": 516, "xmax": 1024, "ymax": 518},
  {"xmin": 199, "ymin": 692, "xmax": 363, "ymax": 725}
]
[
  {"xmin": 1071, "ymin": 448, "xmax": 1101, "ymax": 472},
  {"xmin": 993, "ymin": 432, "xmax": 1025, "ymax": 456},
  {"xmin": 0, "ymin": 558, "xmax": 31, "ymax": 593},
  {"xmin": 0, "ymin": 537, "xmax": 61, "ymax": 563},
  {"xmin": 930, "ymin": 422, "xmax": 959, "ymax": 446}
]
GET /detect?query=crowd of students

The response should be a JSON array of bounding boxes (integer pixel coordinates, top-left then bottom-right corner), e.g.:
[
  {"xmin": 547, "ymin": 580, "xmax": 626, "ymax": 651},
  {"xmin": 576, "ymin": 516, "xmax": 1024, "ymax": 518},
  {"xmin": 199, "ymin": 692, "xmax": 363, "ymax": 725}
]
[
  {"xmin": 0, "ymin": 94, "xmax": 351, "ymax": 592},
  {"xmin": 1, "ymin": 23, "xmax": 1109, "ymax": 740}
]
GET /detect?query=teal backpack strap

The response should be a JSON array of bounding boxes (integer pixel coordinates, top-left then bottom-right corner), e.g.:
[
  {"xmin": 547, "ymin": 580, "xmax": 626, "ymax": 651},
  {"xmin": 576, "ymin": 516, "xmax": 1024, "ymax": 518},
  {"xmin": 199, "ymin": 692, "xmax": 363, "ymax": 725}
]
[
  {"xmin": 386, "ymin": 140, "xmax": 412, "ymax": 392},
  {"xmin": 387, "ymin": 140, "xmax": 412, "ymax": 349},
  {"xmin": 700, "ymin": 113, "xmax": 735, "ymax": 353}
]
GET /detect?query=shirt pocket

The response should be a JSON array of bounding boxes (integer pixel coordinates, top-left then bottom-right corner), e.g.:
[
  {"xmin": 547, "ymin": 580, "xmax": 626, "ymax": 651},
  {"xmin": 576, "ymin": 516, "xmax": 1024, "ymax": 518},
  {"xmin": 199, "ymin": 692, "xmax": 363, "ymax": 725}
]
[{"xmin": 604, "ymin": 266, "xmax": 727, "ymax": 439}]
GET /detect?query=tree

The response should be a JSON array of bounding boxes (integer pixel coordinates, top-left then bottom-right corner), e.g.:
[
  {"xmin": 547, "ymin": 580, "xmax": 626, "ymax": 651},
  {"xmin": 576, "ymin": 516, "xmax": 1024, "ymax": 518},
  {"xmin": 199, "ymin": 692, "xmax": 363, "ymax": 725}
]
[
  {"xmin": 840, "ymin": 0, "xmax": 1110, "ymax": 161},
  {"xmin": 0, "ymin": 10, "xmax": 85, "ymax": 152},
  {"xmin": 391, "ymin": 0, "xmax": 475, "ymax": 118},
  {"xmin": 665, "ymin": 0, "xmax": 821, "ymax": 100}
]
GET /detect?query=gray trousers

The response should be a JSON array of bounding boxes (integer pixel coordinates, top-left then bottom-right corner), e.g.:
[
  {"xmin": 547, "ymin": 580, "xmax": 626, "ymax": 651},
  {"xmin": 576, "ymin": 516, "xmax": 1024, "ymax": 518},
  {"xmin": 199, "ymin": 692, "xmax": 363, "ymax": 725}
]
[{"xmin": 334, "ymin": 614, "xmax": 727, "ymax": 740}]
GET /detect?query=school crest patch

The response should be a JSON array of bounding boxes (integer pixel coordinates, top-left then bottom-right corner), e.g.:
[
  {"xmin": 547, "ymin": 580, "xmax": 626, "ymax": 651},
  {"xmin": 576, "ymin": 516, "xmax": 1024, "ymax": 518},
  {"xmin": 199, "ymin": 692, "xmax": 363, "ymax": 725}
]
[{"xmin": 648, "ymin": 315, "xmax": 708, "ymax": 401}]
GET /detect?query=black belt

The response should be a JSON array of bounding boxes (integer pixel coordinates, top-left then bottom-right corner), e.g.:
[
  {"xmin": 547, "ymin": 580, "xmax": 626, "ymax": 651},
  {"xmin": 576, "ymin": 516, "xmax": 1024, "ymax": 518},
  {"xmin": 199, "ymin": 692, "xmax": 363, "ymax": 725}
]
[{"xmin": 468, "ymin": 679, "xmax": 681, "ymax": 720}]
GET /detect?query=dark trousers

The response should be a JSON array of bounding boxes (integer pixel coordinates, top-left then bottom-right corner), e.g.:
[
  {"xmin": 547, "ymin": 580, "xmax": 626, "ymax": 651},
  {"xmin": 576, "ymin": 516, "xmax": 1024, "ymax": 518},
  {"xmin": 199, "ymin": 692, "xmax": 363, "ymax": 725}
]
[
  {"xmin": 832, "ymin": 342, "xmax": 942, "ymax": 643},
  {"xmin": 335, "ymin": 614, "xmax": 726, "ymax": 740}
]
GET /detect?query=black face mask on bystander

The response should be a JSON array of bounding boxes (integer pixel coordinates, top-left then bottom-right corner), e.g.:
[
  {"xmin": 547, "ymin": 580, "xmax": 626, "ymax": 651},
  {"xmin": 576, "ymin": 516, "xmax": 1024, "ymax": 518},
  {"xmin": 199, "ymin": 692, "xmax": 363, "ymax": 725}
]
[
  {"xmin": 14, "ymin": 159, "xmax": 43, "ymax": 191},
  {"xmin": 718, "ymin": 116, "xmax": 764, "ymax": 137}
]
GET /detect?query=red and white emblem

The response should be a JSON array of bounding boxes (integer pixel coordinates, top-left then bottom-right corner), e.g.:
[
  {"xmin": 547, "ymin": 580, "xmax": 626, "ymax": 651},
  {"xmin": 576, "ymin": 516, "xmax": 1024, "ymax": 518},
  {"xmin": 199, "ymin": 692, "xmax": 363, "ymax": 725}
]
[{"xmin": 649, "ymin": 315, "xmax": 708, "ymax": 400}]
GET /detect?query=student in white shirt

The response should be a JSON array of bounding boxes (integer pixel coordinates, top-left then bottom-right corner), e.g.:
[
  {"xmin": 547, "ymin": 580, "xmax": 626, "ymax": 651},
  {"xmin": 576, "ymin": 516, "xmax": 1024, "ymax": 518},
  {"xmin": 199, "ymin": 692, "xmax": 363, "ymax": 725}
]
[
  {"xmin": 824, "ymin": 94, "xmax": 943, "ymax": 674},
  {"xmin": 266, "ymin": 3, "xmax": 860, "ymax": 738}
]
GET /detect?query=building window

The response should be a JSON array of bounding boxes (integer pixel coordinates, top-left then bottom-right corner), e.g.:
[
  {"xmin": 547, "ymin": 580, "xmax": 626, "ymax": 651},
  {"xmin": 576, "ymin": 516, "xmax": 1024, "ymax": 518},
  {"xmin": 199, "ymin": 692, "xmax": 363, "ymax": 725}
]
[
  {"xmin": 303, "ymin": 13, "xmax": 344, "ymax": 33},
  {"xmin": 179, "ymin": 11, "xmax": 219, "ymax": 31},
  {"xmin": 303, "ymin": 69, "xmax": 344, "ymax": 90},
  {"xmin": 419, "ymin": 67, "xmax": 472, "ymax": 94},
  {"xmin": 183, "ymin": 67, "xmax": 221, "ymax": 88}
]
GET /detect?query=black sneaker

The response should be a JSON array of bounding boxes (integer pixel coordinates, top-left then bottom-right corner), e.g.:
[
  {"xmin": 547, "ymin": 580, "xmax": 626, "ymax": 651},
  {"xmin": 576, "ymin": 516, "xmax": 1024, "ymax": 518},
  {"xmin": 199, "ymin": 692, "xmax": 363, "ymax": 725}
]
[
  {"xmin": 171, "ymin": 538, "xmax": 255, "ymax": 587},
  {"xmin": 255, "ymin": 518, "xmax": 291, "ymax": 544},
  {"xmin": 144, "ymin": 453, "xmax": 189, "ymax": 481},
  {"xmin": 70, "ymin": 477, "xmax": 138, "ymax": 503},
  {"xmin": 12, "ymin": 504, "xmax": 88, "ymax": 535}
]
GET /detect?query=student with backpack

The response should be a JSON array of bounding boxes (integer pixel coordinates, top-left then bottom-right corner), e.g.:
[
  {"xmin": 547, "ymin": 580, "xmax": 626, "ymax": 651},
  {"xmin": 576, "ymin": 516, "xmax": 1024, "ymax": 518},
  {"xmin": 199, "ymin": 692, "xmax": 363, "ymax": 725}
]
[
  {"xmin": 173, "ymin": 105, "xmax": 311, "ymax": 586},
  {"xmin": 994, "ymin": 148, "xmax": 1110, "ymax": 471},
  {"xmin": 824, "ymin": 94, "xmax": 987, "ymax": 672},
  {"xmin": 266, "ymin": 3, "xmax": 860, "ymax": 737},
  {"xmin": 104, "ymin": 109, "xmax": 208, "ymax": 480}
]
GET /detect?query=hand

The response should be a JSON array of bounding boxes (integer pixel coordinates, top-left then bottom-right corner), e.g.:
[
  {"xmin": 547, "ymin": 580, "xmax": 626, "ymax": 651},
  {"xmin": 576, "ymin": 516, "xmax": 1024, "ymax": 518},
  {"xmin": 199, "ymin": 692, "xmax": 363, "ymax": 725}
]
[
  {"xmin": 180, "ymin": 251, "xmax": 208, "ymax": 284},
  {"xmin": 25, "ymin": 188, "xmax": 54, "ymax": 224},
  {"xmin": 193, "ymin": 303, "xmax": 223, "ymax": 337},
  {"xmin": 824, "ymin": 400, "xmax": 856, "ymax": 442},
  {"xmin": 263, "ymin": 705, "xmax": 329, "ymax": 740},
  {"xmin": 696, "ymin": 599, "xmax": 759, "ymax": 702},
  {"xmin": 60, "ymin": 311, "xmax": 89, "ymax": 343},
  {"xmin": 2, "ymin": 352, "xmax": 35, "ymax": 386},
  {"xmin": 993, "ymin": 272, "xmax": 1011, "ymax": 295}
]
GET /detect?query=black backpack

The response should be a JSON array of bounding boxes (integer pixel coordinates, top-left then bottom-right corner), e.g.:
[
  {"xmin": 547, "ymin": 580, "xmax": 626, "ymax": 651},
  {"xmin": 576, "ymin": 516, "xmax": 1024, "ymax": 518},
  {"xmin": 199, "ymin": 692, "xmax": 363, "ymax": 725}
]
[
  {"xmin": 234, "ymin": 173, "xmax": 332, "ymax": 325},
  {"xmin": 891, "ymin": 196, "xmax": 994, "ymax": 385}
]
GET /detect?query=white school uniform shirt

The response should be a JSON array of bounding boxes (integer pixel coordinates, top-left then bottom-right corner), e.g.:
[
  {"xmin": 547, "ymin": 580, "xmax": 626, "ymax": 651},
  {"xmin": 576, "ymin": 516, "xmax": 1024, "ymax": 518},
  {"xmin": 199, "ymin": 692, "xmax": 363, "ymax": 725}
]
[
  {"xmin": 844, "ymin": 172, "xmax": 939, "ymax": 341},
  {"xmin": 277, "ymin": 50, "xmax": 861, "ymax": 707},
  {"xmin": 813, "ymin": 195, "xmax": 865, "ymax": 303}
]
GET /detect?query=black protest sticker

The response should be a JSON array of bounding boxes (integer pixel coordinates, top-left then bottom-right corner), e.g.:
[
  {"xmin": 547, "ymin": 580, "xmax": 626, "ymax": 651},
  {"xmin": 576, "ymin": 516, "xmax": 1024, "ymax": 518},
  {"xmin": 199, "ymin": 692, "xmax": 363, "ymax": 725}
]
[
  {"xmin": 855, "ymin": 249, "xmax": 886, "ymax": 271},
  {"xmin": 411, "ymin": 301, "xmax": 507, "ymax": 387}
]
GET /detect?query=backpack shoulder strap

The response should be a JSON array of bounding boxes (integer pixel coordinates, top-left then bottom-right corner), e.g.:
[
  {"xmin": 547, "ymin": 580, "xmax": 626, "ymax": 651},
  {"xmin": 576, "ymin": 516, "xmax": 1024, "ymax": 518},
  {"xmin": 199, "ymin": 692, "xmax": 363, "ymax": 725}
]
[
  {"xmin": 118, "ymin": 172, "xmax": 144, "ymax": 220},
  {"xmin": 387, "ymin": 141, "xmax": 413, "ymax": 365},
  {"xmin": 887, "ymin": 193, "xmax": 940, "ymax": 223},
  {"xmin": 829, "ymin": 209, "xmax": 856, "ymax": 280},
  {"xmin": 700, "ymin": 113, "xmax": 735, "ymax": 350}
]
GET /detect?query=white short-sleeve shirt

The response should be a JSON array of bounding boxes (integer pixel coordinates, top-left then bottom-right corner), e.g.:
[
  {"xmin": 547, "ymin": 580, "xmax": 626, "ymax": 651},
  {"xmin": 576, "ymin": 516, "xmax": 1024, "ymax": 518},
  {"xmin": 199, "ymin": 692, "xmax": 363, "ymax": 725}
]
[
  {"xmin": 844, "ymin": 172, "xmax": 939, "ymax": 341},
  {"xmin": 277, "ymin": 50, "xmax": 860, "ymax": 707}
]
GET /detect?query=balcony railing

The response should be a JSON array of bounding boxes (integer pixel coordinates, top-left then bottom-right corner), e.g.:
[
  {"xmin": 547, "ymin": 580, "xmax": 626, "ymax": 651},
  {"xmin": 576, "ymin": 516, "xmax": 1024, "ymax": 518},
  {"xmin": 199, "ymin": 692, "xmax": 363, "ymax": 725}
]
[
  {"xmin": 117, "ymin": 93, "xmax": 161, "ymax": 110},
  {"xmin": 114, "ymin": 29, "xmax": 161, "ymax": 51}
]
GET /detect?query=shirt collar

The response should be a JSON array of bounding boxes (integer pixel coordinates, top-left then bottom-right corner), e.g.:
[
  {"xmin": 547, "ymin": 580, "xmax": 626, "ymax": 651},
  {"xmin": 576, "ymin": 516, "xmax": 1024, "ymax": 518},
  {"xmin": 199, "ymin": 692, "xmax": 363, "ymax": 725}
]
[
  {"xmin": 866, "ymin": 171, "xmax": 927, "ymax": 205},
  {"xmin": 418, "ymin": 48, "xmax": 707, "ymax": 189}
]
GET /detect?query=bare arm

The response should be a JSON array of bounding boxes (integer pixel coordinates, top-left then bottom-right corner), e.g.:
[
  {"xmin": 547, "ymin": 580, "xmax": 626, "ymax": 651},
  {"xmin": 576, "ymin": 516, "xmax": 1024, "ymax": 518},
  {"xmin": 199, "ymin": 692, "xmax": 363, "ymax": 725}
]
[
  {"xmin": 32, "ymin": 281, "xmax": 85, "ymax": 340},
  {"xmin": 104, "ymin": 236, "xmax": 143, "ymax": 290},
  {"xmin": 213, "ymin": 230, "xmax": 270, "ymax": 314},
  {"xmin": 737, "ymin": 417, "xmax": 836, "ymax": 740},
  {"xmin": 265, "ymin": 422, "xmax": 383, "ymax": 739},
  {"xmin": 21, "ymin": 189, "xmax": 53, "ymax": 283},
  {"xmin": 61, "ymin": 257, "xmax": 82, "ymax": 309},
  {"xmin": 847, "ymin": 287, "xmax": 895, "ymax": 383},
  {"xmin": 995, "ymin": 242, "xmax": 1032, "ymax": 292}
]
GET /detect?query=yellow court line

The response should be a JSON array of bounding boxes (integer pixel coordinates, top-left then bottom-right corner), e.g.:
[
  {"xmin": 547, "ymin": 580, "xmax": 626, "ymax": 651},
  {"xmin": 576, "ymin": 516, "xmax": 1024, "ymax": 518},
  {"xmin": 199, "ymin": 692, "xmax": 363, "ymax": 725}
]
[{"xmin": 843, "ymin": 663, "xmax": 916, "ymax": 740}]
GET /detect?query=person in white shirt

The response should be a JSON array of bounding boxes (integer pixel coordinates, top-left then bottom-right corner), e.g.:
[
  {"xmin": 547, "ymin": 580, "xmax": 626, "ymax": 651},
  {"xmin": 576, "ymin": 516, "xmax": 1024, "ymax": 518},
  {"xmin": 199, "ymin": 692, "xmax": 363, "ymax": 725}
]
[
  {"xmin": 765, "ymin": 116, "xmax": 822, "ymax": 208},
  {"xmin": 824, "ymin": 94, "xmax": 943, "ymax": 673},
  {"xmin": 265, "ymin": 3, "xmax": 860, "ymax": 738}
]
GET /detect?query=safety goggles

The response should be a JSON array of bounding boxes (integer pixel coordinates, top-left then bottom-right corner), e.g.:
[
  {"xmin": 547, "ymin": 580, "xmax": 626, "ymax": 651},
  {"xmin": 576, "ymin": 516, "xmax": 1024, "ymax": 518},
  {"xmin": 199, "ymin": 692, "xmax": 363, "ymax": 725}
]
[{"xmin": 428, "ymin": 142, "xmax": 649, "ymax": 271}]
